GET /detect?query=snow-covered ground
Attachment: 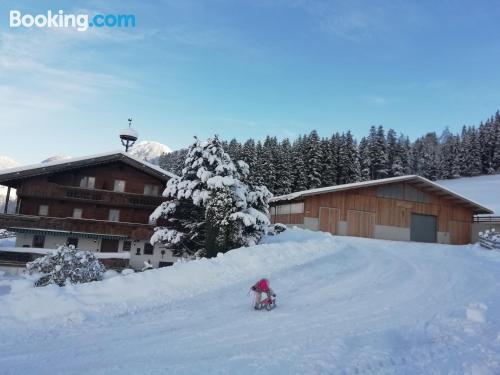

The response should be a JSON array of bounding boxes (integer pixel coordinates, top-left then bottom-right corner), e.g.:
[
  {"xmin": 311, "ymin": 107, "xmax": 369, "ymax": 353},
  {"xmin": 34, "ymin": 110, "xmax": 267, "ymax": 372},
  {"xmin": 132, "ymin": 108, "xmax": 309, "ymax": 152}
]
[
  {"xmin": 1, "ymin": 228, "xmax": 499, "ymax": 374},
  {"xmin": 438, "ymin": 174, "xmax": 500, "ymax": 215}
]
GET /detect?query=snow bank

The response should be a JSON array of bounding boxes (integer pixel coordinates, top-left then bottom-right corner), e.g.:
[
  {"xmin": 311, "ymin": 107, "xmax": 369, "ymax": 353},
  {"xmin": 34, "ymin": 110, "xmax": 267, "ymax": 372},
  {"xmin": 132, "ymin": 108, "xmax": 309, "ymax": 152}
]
[{"xmin": 0, "ymin": 229, "xmax": 337, "ymax": 327}]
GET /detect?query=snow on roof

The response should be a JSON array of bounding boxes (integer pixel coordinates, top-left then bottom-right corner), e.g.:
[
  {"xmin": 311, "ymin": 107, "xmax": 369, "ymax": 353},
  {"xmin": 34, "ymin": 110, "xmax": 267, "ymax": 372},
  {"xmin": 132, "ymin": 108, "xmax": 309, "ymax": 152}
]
[
  {"xmin": 120, "ymin": 127, "xmax": 138, "ymax": 139},
  {"xmin": 270, "ymin": 175, "xmax": 493, "ymax": 214},
  {"xmin": 0, "ymin": 150, "xmax": 178, "ymax": 181}
]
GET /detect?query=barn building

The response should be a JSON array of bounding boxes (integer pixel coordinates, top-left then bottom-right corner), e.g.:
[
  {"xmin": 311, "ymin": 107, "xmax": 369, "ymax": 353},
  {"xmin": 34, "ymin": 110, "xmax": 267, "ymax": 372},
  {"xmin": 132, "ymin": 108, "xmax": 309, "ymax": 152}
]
[
  {"xmin": 270, "ymin": 175, "xmax": 493, "ymax": 245},
  {"xmin": 0, "ymin": 151, "xmax": 177, "ymax": 270}
]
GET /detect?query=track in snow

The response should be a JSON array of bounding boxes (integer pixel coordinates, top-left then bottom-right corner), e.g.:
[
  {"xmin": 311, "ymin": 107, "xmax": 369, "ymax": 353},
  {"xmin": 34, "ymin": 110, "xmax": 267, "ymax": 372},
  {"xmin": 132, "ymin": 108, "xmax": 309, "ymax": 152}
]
[{"xmin": 1, "ymin": 230, "xmax": 499, "ymax": 374}]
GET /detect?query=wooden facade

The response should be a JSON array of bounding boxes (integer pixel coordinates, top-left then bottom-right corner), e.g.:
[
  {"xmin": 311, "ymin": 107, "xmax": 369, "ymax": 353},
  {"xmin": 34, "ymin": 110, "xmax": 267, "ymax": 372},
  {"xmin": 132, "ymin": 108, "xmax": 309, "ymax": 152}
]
[
  {"xmin": 270, "ymin": 176, "xmax": 492, "ymax": 245},
  {"xmin": 0, "ymin": 153, "xmax": 173, "ymax": 244}
]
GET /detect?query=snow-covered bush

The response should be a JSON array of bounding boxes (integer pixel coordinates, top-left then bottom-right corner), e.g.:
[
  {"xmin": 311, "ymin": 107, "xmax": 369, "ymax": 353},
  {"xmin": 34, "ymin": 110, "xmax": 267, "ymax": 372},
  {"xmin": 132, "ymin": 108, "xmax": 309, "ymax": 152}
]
[
  {"xmin": 26, "ymin": 246, "xmax": 105, "ymax": 287},
  {"xmin": 150, "ymin": 136, "xmax": 272, "ymax": 257},
  {"xmin": 267, "ymin": 223, "xmax": 287, "ymax": 236}
]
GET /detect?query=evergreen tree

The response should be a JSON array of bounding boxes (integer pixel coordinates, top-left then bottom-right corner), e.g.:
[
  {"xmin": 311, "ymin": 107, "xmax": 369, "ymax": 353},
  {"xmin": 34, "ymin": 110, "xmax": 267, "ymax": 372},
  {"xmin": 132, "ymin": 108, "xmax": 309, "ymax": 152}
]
[
  {"xmin": 320, "ymin": 138, "xmax": 336, "ymax": 187},
  {"xmin": 275, "ymin": 139, "xmax": 293, "ymax": 195},
  {"xmin": 150, "ymin": 136, "xmax": 271, "ymax": 257},
  {"xmin": 367, "ymin": 125, "xmax": 388, "ymax": 179},
  {"xmin": 306, "ymin": 130, "xmax": 323, "ymax": 188},
  {"xmin": 386, "ymin": 129, "xmax": 398, "ymax": 177},
  {"xmin": 338, "ymin": 131, "xmax": 361, "ymax": 184},
  {"xmin": 240, "ymin": 139, "xmax": 257, "ymax": 184},
  {"xmin": 358, "ymin": 136, "xmax": 371, "ymax": 181},
  {"xmin": 292, "ymin": 136, "xmax": 308, "ymax": 191},
  {"xmin": 205, "ymin": 187, "xmax": 239, "ymax": 257}
]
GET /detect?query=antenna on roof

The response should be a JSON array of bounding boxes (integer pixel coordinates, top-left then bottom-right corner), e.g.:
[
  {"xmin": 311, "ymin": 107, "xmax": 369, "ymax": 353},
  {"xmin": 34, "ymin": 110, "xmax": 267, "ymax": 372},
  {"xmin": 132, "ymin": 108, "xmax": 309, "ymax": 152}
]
[{"xmin": 119, "ymin": 118, "xmax": 138, "ymax": 152}]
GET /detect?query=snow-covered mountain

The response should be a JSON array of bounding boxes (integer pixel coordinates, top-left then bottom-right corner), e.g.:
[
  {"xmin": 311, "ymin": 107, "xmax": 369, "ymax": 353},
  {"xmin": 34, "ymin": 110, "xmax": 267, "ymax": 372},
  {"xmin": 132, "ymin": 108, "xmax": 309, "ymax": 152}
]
[
  {"xmin": 129, "ymin": 141, "xmax": 171, "ymax": 165},
  {"xmin": 41, "ymin": 155, "xmax": 72, "ymax": 163},
  {"xmin": 0, "ymin": 156, "xmax": 19, "ymax": 170}
]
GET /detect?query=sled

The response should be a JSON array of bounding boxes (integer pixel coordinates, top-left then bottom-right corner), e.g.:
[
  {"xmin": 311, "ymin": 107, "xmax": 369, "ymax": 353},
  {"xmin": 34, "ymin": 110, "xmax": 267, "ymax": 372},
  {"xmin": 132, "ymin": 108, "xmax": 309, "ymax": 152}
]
[{"xmin": 255, "ymin": 296, "xmax": 276, "ymax": 311}]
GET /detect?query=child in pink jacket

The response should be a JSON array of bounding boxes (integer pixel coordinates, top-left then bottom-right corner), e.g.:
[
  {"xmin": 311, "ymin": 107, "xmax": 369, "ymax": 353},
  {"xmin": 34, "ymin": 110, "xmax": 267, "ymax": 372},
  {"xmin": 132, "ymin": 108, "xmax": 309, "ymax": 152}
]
[{"xmin": 251, "ymin": 278, "xmax": 276, "ymax": 310}]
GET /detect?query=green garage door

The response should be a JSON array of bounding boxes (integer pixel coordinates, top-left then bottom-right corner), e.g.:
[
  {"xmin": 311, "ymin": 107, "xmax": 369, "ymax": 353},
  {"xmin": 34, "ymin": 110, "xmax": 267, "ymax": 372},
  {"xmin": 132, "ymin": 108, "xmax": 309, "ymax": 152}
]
[{"xmin": 410, "ymin": 213, "xmax": 437, "ymax": 243}]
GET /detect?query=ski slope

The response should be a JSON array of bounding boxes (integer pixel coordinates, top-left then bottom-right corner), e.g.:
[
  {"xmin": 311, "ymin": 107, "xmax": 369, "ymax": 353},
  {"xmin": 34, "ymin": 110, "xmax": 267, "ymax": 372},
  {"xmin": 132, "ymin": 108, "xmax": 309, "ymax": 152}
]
[{"xmin": 1, "ymin": 229, "xmax": 499, "ymax": 374}]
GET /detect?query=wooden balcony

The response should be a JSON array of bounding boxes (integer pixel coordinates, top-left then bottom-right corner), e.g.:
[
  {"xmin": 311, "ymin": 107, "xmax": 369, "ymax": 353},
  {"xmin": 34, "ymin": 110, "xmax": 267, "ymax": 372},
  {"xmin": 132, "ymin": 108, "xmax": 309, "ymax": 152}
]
[
  {"xmin": 16, "ymin": 184, "xmax": 164, "ymax": 209},
  {"xmin": 0, "ymin": 213, "xmax": 155, "ymax": 240}
]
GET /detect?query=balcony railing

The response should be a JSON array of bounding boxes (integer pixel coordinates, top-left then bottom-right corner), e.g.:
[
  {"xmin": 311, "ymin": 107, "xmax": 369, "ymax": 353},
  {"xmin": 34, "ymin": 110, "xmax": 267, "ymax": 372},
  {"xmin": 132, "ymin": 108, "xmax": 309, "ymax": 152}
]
[
  {"xmin": 16, "ymin": 184, "xmax": 164, "ymax": 208},
  {"xmin": 473, "ymin": 216, "xmax": 500, "ymax": 223}
]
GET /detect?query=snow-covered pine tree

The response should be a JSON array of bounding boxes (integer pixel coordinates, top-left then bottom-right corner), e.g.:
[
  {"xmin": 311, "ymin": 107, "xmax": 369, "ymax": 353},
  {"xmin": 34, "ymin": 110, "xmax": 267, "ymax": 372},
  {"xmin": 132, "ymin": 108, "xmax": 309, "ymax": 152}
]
[
  {"xmin": 159, "ymin": 148, "xmax": 188, "ymax": 176},
  {"xmin": 240, "ymin": 139, "xmax": 257, "ymax": 184},
  {"xmin": 420, "ymin": 132, "xmax": 439, "ymax": 180},
  {"xmin": 253, "ymin": 141, "xmax": 265, "ymax": 186},
  {"xmin": 320, "ymin": 138, "xmax": 336, "ymax": 187},
  {"xmin": 150, "ymin": 136, "xmax": 271, "ymax": 257},
  {"xmin": 306, "ymin": 130, "xmax": 323, "ymax": 189},
  {"xmin": 262, "ymin": 136, "xmax": 278, "ymax": 193},
  {"xmin": 358, "ymin": 136, "xmax": 371, "ymax": 181},
  {"xmin": 386, "ymin": 129, "xmax": 398, "ymax": 177},
  {"xmin": 338, "ymin": 131, "xmax": 361, "ymax": 184},
  {"xmin": 398, "ymin": 135, "xmax": 412, "ymax": 175},
  {"xmin": 205, "ymin": 187, "xmax": 239, "ymax": 257},
  {"xmin": 459, "ymin": 126, "xmax": 482, "ymax": 177},
  {"xmin": 292, "ymin": 136, "xmax": 308, "ymax": 191},
  {"xmin": 368, "ymin": 125, "xmax": 388, "ymax": 179},
  {"xmin": 438, "ymin": 128, "xmax": 459, "ymax": 179},
  {"xmin": 275, "ymin": 138, "xmax": 293, "ymax": 195},
  {"xmin": 227, "ymin": 138, "xmax": 242, "ymax": 162},
  {"xmin": 493, "ymin": 121, "xmax": 500, "ymax": 172}
]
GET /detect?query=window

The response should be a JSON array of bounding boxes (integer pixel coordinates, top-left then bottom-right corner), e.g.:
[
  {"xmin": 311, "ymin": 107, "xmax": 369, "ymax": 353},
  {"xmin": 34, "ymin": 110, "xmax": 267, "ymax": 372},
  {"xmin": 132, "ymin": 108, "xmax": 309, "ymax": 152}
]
[
  {"xmin": 80, "ymin": 176, "xmax": 95, "ymax": 189},
  {"xmin": 73, "ymin": 208, "xmax": 83, "ymax": 219},
  {"xmin": 38, "ymin": 205, "xmax": 49, "ymax": 216},
  {"xmin": 144, "ymin": 184, "xmax": 160, "ymax": 196},
  {"xmin": 114, "ymin": 180, "xmax": 126, "ymax": 193},
  {"xmin": 122, "ymin": 240, "xmax": 131, "ymax": 252},
  {"xmin": 67, "ymin": 237, "xmax": 79, "ymax": 248},
  {"xmin": 108, "ymin": 209, "xmax": 120, "ymax": 222},
  {"xmin": 32, "ymin": 235, "xmax": 45, "ymax": 248},
  {"xmin": 144, "ymin": 243, "xmax": 154, "ymax": 255},
  {"xmin": 136, "ymin": 248, "xmax": 141, "ymax": 255},
  {"xmin": 158, "ymin": 261, "xmax": 174, "ymax": 268},
  {"xmin": 274, "ymin": 202, "xmax": 304, "ymax": 215}
]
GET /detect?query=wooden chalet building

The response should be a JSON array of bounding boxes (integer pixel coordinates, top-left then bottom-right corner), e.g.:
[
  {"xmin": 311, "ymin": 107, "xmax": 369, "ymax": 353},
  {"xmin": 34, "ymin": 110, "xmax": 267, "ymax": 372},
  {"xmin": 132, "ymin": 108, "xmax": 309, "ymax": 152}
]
[
  {"xmin": 270, "ymin": 175, "xmax": 493, "ymax": 245},
  {"xmin": 0, "ymin": 151, "xmax": 177, "ymax": 270}
]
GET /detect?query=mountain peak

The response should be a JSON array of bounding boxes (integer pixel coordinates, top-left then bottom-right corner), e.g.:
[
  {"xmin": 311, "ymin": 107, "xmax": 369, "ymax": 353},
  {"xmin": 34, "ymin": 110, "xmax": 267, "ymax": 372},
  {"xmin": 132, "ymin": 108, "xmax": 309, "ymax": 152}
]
[{"xmin": 129, "ymin": 141, "xmax": 171, "ymax": 165}]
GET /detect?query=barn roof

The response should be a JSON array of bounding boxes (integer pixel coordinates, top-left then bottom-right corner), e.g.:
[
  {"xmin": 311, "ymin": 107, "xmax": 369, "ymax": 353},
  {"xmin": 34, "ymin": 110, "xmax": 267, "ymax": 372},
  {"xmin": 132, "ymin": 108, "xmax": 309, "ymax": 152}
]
[
  {"xmin": 270, "ymin": 175, "xmax": 493, "ymax": 215},
  {"xmin": 0, "ymin": 151, "xmax": 177, "ymax": 185}
]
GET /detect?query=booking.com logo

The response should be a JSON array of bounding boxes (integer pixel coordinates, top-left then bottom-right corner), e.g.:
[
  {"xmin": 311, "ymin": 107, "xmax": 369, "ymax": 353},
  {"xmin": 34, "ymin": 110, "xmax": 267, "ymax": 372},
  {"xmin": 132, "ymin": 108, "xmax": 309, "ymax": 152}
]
[{"xmin": 9, "ymin": 10, "xmax": 135, "ymax": 32}]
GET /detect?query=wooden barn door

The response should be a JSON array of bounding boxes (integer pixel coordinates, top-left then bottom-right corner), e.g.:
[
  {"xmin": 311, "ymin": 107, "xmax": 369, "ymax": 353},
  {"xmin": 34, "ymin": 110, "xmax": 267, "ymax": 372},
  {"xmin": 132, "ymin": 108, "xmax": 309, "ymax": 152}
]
[
  {"xmin": 347, "ymin": 210, "xmax": 375, "ymax": 238},
  {"xmin": 319, "ymin": 207, "xmax": 340, "ymax": 234}
]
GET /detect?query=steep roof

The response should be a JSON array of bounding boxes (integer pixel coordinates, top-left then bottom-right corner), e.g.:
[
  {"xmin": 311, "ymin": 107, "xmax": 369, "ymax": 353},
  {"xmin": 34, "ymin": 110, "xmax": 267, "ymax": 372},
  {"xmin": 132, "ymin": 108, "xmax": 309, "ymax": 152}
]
[
  {"xmin": 0, "ymin": 151, "xmax": 177, "ymax": 185},
  {"xmin": 270, "ymin": 175, "xmax": 493, "ymax": 215}
]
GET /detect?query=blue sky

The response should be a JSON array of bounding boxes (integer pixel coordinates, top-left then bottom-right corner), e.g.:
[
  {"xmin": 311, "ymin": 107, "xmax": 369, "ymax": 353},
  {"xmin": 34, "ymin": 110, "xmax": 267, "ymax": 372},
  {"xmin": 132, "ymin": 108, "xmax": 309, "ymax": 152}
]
[{"xmin": 1, "ymin": 0, "xmax": 500, "ymax": 164}]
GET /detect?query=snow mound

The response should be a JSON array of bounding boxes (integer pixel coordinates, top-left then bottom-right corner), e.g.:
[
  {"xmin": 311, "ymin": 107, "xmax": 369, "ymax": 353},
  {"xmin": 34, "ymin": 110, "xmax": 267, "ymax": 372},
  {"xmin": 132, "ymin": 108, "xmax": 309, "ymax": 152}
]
[
  {"xmin": 0, "ymin": 228, "xmax": 335, "ymax": 326},
  {"xmin": 466, "ymin": 303, "xmax": 487, "ymax": 323},
  {"xmin": 129, "ymin": 140, "xmax": 171, "ymax": 165}
]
